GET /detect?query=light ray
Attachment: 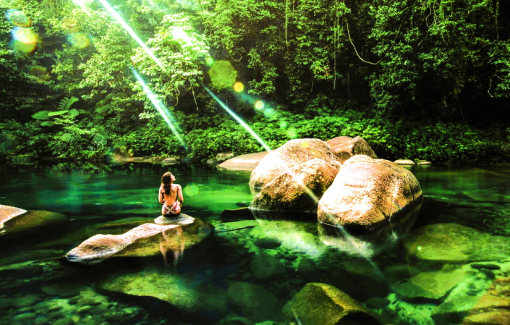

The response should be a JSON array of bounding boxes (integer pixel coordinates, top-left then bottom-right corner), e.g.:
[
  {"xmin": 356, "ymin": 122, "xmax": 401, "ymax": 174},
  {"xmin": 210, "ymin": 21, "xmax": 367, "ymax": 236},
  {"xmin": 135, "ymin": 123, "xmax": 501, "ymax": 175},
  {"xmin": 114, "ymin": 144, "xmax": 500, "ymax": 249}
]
[
  {"xmin": 132, "ymin": 68, "xmax": 187, "ymax": 151},
  {"xmin": 97, "ymin": 0, "xmax": 165, "ymax": 70}
]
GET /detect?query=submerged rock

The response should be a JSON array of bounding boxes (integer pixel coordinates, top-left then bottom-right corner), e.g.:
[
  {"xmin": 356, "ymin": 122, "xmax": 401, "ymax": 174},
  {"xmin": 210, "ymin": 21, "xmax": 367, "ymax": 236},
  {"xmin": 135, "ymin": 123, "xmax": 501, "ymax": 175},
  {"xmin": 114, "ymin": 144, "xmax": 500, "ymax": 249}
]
[
  {"xmin": 393, "ymin": 268, "xmax": 469, "ymax": 302},
  {"xmin": 226, "ymin": 282, "xmax": 283, "ymax": 322},
  {"xmin": 250, "ymin": 158, "xmax": 338, "ymax": 213},
  {"xmin": 66, "ymin": 217, "xmax": 213, "ymax": 264},
  {"xmin": 0, "ymin": 205, "xmax": 67, "ymax": 237},
  {"xmin": 404, "ymin": 223, "xmax": 510, "ymax": 265},
  {"xmin": 249, "ymin": 253, "xmax": 286, "ymax": 280},
  {"xmin": 100, "ymin": 269, "xmax": 227, "ymax": 322},
  {"xmin": 282, "ymin": 282, "xmax": 382, "ymax": 325},
  {"xmin": 249, "ymin": 139, "xmax": 340, "ymax": 191},
  {"xmin": 325, "ymin": 136, "xmax": 377, "ymax": 164},
  {"xmin": 318, "ymin": 155, "xmax": 423, "ymax": 232}
]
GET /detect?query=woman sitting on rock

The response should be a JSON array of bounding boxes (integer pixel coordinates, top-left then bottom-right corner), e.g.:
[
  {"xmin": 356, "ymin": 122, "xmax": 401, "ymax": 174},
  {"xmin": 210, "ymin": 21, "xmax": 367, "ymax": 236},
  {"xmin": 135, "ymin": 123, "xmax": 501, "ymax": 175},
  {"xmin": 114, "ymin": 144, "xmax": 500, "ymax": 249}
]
[{"xmin": 158, "ymin": 172, "xmax": 184, "ymax": 216}]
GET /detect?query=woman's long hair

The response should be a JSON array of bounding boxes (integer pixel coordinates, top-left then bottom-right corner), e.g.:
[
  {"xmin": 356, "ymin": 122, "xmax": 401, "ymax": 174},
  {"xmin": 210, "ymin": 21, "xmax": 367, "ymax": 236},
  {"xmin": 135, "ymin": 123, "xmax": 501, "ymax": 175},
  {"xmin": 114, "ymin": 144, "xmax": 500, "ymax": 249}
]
[{"xmin": 161, "ymin": 172, "xmax": 173, "ymax": 195}]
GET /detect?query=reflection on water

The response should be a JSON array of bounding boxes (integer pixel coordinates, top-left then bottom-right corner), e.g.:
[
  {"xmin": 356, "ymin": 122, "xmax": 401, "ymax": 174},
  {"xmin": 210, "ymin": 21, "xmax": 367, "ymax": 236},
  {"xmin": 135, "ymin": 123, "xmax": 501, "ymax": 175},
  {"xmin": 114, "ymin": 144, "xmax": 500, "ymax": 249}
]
[{"xmin": 0, "ymin": 163, "xmax": 509, "ymax": 325}]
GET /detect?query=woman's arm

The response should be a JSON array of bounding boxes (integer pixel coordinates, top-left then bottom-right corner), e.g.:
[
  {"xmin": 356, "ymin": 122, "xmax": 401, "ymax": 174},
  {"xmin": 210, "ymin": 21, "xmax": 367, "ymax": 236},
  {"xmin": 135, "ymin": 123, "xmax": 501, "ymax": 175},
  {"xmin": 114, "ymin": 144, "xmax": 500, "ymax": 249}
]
[
  {"xmin": 158, "ymin": 185, "xmax": 164, "ymax": 204},
  {"xmin": 178, "ymin": 185, "xmax": 184, "ymax": 206}
]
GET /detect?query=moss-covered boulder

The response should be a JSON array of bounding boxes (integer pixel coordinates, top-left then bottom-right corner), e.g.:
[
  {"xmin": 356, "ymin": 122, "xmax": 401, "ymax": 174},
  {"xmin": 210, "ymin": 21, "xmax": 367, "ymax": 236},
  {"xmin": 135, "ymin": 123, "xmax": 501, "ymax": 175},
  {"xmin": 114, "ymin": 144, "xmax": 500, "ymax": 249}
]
[
  {"xmin": 318, "ymin": 155, "xmax": 422, "ymax": 232},
  {"xmin": 249, "ymin": 139, "xmax": 340, "ymax": 191},
  {"xmin": 250, "ymin": 158, "xmax": 338, "ymax": 213},
  {"xmin": 66, "ymin": 216, "xmax": 213, "ymax": 264},
  {"xmin": 326, "ymin": 136, "xmax": 377, "ymax": 164},
  {"xmin": 282, "ymin": 282, "xmax": 382, "ymax": 325},
  {"xmin": 226, "ymin": 281, "xmax": 283, "ymax": 322}
]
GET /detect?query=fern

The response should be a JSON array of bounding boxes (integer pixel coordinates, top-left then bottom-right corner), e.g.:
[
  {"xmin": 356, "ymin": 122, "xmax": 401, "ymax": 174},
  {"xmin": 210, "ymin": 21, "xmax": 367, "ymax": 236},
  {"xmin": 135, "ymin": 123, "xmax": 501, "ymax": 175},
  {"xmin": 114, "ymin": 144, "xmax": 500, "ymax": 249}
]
[{"xmin": 58, "ymin": 97, "xmax": 79, "ymax": 110}]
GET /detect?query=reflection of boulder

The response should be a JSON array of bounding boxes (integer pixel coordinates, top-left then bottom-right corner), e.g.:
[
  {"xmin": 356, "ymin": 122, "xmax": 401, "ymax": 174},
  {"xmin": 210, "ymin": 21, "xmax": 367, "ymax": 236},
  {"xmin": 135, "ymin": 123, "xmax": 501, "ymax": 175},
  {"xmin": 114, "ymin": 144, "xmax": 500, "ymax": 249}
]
[
  {"xmin": 327, "ymin": 259, "xmax": 390, "ymax": 301},
  {"xmin": 250, "ymin": 159, "xmax": 338, "ymax": 213},
  {"xmin": 326, "ymin": 136, "xmax": 377, "ymax": 163},
  {"xmin": 282, "ymin": 283, "xmax": 382, "ymax": 325},
  {"xmin": 249, "ymin": 139, "xmax": 340, "ymax": 191},
  {"xmin": 66, "ymin": 217, "xmax": 213, "ymax": 264},
  {"xmin": 226, "ymin": 282, "xmax": 283, "ymax": 322},
  {"xmin": 318, "ymin": 155, "xmax": 423, "ymax": 232},
  {"xmin": 404, "ymin": 223, "xmax": 510, "ymax": 265}
]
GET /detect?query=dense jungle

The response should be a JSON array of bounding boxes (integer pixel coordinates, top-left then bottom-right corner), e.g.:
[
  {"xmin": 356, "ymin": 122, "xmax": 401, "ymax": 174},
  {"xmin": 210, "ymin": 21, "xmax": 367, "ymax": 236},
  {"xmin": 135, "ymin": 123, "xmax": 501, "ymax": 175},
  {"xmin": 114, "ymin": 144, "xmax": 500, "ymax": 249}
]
[{"xmin": 1, "ymin": 0, "xmax": 509, "ymax": 164}]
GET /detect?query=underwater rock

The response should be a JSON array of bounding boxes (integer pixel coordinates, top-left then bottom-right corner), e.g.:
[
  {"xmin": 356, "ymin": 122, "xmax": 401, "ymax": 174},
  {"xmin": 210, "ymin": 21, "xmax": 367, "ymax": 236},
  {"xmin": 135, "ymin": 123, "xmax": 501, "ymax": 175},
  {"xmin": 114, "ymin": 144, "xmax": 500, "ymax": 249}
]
[
  {"xmin": 249, "ymin": 139, "xmax": 340, "ymax": 191},
  {"xmin": 282, "ymin": 282, "xmax": 382, "ymax": 325},
  {"xmin": 325, "ymin": 136, "xmax": 377, "ymax": 164},
  {"xmin": 327, "ymin": 258, "xmax": 390, "ymax": 300},
  {"xmin": 0, "ymin": 205, "xmax": 67, "ymax": 237},
  {"xmin": 217, "ymin": 152, "xmax": 270, "ymax": 171},
  {"xmin": 250, "ymin": 253, "xmax": 286, "ymax": 280},
  {"xmin": 226, "ymin": 281, "xmax": 283, "ymax": 322},
  {"xmin": 249, "ymin": 159, "xmax": 338, "ymax": 213},
  {"xmin": 66, "ymin": 218, "xmax": 213, "ymax": 264},
  {"xmin": 318, "ymin": 155, "xmax": 423, "ymax": 232},
  {"xmin": 393, "ymin": 268, "xmax": 469, "ymax": 302},
  {"xmin": 100, "ymin": 269, "xmax": 227, "ymax": 322},
  {"xmin": 404, "ymin": 223, "xmax": 510, "ymax": 265}
]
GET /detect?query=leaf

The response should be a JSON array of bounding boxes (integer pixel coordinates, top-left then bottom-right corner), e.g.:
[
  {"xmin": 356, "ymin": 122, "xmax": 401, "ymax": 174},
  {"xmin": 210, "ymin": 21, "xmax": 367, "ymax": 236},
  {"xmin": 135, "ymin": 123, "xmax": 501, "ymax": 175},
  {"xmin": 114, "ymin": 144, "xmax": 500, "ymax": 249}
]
[
  {"xmin": 32, "ymin": 111, "xmax": 50, "ymax": 119},
  {"xmin": 69, "ymin": 109, "xmax": 80, "ymax": 117},
  {"xmin": 48, "ymin": 110, "xmax": 69, "ymax": 116}
]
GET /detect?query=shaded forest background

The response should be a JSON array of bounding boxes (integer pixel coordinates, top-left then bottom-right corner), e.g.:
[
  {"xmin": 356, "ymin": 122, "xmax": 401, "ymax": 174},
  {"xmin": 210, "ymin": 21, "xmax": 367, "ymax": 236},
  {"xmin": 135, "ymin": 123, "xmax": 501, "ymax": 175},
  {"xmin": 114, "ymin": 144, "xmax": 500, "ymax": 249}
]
[{"xmin": 1, "ymin": 0, "xmax": 509, "ymax": 164}]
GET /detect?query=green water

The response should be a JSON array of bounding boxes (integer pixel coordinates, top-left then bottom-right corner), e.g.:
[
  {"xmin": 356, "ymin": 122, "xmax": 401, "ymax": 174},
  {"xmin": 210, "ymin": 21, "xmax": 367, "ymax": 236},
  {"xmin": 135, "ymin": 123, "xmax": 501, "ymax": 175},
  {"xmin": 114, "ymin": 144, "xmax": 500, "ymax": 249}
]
[{"xmin": 0, "ymin": 163, "xmax": 509, "ymax": 325}]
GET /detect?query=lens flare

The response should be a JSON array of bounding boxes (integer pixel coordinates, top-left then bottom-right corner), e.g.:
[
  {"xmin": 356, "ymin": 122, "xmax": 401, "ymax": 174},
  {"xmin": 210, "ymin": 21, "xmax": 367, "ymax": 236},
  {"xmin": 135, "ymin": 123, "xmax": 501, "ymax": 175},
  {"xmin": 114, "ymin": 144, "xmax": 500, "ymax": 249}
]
[
  {"xmin": 131, "ymin": 68, "xmax": 187, "ymax": 151},
  {"xmin": 233, "ymin": 82, "xmax": 244, "ymax": 92},
  {"xmin": 205, "ymin": 56, "xmax": 214, "ymax": 66},
  {"xmin": 67, "ymin": 33, "xmax": 90, "ymax": 49},
  {"xmin": 6, "ymin": 10, "xmax": 30, "ymax": 27},
  {"xmin": 11, "ymin": 27, "xmax": 38, "ymax": 54},
  {"xmin": 254, "ymin": 100, "xmax": 264, "ymax": 110},
  {"xmin": 184, "ymin": 183, "xmax": 199, "ymax": 196},
  {"xmin": 171, "ymin": 27, "xmax": 192, "ymax": 45},
  {"xmin": 208, "ymin": 60, "xmax": 237, "ymax": 89},
  {"xmin": 97, "ymin": 0, "xmax": 165, "ymax": 70}
]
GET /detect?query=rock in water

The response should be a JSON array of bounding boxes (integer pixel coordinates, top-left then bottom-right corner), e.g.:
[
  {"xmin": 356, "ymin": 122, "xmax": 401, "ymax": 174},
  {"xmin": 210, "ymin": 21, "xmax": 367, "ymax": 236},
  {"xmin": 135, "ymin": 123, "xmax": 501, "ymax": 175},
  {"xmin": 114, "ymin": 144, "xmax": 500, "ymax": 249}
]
[
  {"xmin": 217, "ymin": 152, "xmax": 270, "ymax": 171},
  {"xmin": 154, "ymin": 213, "xmax": 195, "ymax": 225},
  {"xmin": 249, "ymin": 139, "xmax": 340, "ymax": 191},
  {"xmin": 250, "ymin": 158, "xmax": 338, "ymax": 213},
  {"xmin": 226, "ymin": 282, "xmax": 282, "ymax": 322},
  {"xmin": 326, "ymin": 136, "xmax": 377, "ymax": 163},
  {"xmin": 0, "ymin": 205, "xmax": 27, "ymax": 230},
  {"xmin": 318, "ymin": 155, "xmax": 423, "ymax": 232},
  {"xmin": 0, "ymin": 205, "xmax": 67, "ymax": 238},
  {"xmin": 282, "ymin": 282, "xmax": 382, "ymax": 325},
  {"xmin": 66, "ymin": 218, "xmax": 213, "ymax": 264}
]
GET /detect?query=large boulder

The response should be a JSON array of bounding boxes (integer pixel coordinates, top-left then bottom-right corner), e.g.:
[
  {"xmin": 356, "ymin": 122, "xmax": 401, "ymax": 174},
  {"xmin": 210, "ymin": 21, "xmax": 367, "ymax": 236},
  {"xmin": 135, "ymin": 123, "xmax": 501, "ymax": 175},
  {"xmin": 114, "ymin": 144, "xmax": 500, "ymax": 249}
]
[
  {"xmin": 217, "ymin": 152, "xmax": 270, "ymax": 171},
  {"xmin": 249, "ymin": 139, "xmax": 340, "ymax": 191},
  {"xmin": 249, "ymin": 159, "xmax": 339, "ymax": 213},
  {"xmin": 66, "ymin": 217, "xmax": 213, "ymax": 264},
  {"xmin": 318, "ymin": 155, "xmax": 423, "ymax": 232},
  {"xmin": 282, "ymin": 283, "xmax": 382, "ymax": 325},
  {"xmin": 326, "ymin": 136, "xmax": 377, "ymax": 163}
]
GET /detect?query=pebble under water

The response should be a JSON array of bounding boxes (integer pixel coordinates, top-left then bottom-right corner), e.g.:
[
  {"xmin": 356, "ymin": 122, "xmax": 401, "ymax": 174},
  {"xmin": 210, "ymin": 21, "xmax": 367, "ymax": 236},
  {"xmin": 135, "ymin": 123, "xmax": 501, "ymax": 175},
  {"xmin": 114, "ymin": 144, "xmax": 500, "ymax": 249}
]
[{"xmin": 1, "ymin": 163, "xmax": 510, "ymax": 325}]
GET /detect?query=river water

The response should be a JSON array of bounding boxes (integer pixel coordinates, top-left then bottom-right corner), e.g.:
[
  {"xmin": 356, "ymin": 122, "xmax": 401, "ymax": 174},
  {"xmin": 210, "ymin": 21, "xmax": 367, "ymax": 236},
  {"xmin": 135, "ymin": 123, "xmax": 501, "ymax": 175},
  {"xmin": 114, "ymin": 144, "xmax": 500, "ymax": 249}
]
[{"xmin": 0, "ymin": 163, "xmax": 509, "ymax": 325}]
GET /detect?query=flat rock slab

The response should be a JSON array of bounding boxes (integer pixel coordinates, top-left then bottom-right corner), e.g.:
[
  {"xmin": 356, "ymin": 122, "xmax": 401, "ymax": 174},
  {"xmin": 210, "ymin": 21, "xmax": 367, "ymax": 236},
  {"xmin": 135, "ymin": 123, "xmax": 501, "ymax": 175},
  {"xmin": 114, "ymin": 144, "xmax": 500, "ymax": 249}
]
[
  {"xmin": 217, "ymin": 152, "xmax": 270, "ymax": 171},
  {"xmin": 66, "ymin": 217, "xmax": 213, "ymax": 264},
  {"xmin": 0, "ymin": 205, "xmax": 27, "ymax": 230}
]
